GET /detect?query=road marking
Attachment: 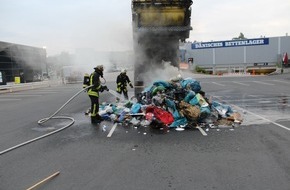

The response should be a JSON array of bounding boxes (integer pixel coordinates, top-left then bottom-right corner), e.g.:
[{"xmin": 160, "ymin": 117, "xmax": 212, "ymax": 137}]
[
  {"xmin": 197, "ymin": 126, "xmax": 208, "ymax": 136},
  {"xmin": 0, "ymin": 94, "xmax": 42, "ymax": 97},
  {"xmin": 241, "ymin": 108, "xmax": 290, "ymax": 131},
  {"xmin": 253, "ymin": 81, "xmax": 274, "ymax": 85},
  {"xmin": 225, "ymin": 96, "xmax": 290, "ymax": 103},
  {"xmin": 271, "ymin": 80, "xmax": 290, "ymax": 84},
  {"xmin": 35, "ymin": 89, "xmax": 62, "ymax": 92},
  {"xmin": 28, "ymin": 92, "xmax": 58, "ymax": 94},
  {"xmin": 0, "ymin": 98, "xmax": 21, "ymax": 101},
  {"xmin": 218, "ymin": 99, "xmax": 290, "ymax": 131},
  {"xmin": 107, "ymin": 123, "xmax": 118, "ymax": 137},
  {"xmin": 248, "ymin": 95, "xmax": 263, "ymax": 97},
  {"xmin": 232, "ymin": 81, "xmax": 250, "ymax": 86},
  {"xmin": 213, "ymin": 95, "xmax": 290, "ymax": 131},
  {"xmin": 212, "ymin": 82, "xmax": 225, "ymax": 86},
  {"xmin": 258, "ymin": 100, "xmax": 272, "ymax": 104}
]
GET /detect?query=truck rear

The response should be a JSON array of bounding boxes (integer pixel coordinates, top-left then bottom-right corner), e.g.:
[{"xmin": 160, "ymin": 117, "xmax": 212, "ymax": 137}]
[{"xmin": 131, "ymin": 0, "xmax": 193, "ymax": 91}]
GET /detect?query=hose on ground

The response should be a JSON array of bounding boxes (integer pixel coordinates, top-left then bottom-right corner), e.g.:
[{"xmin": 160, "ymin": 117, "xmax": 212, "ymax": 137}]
[{"xmin": 0, "ymin": 85, "xmax": 93, "ymax": 156}]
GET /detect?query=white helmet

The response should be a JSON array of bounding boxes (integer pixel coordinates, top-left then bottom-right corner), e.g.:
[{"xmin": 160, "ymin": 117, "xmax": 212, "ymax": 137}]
[{"xmin": 121, "ymin": 69, "xmax": 127, "ymax": 74}]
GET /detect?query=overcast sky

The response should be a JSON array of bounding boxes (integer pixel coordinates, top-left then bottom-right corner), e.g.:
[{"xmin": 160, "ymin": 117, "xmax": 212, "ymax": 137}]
[{"xmin": 1, "ymin": 0, "xmax": 289, "ymax": 56}]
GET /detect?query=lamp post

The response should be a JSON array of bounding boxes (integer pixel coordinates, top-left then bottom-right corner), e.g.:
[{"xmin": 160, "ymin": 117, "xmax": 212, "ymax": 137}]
[{"xmin": 42, "ymin": 46, "xmax": 48, "ymax": 79}]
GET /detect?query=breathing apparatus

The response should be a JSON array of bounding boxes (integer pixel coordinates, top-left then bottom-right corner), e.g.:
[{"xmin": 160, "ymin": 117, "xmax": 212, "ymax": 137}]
[{"xmin": 83, "ymin": 73, "xmax": 90, "ymax": 89}]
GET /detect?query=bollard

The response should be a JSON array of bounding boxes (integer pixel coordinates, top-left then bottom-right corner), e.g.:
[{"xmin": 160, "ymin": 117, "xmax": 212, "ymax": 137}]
[{"xmin": 134, "ymin": 80, "xmax": 144, "ymax": 97}]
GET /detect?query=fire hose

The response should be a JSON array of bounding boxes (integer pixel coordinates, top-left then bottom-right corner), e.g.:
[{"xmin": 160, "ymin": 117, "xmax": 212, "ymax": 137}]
[
  {"xmin": 0, "ymin": 76, "xmax": 127, "ymax": 156},
  {"xmin": 0, "ymin": 85, "xmax": 94, "ymax": 156},
  {"xmin": 0, "ymin": 75, "xmax": 109, "ymax": 153}
]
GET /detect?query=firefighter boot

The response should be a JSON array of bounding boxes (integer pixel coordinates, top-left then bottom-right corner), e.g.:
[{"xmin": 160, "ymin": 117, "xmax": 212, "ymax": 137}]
[
  {"xmin": 96, "ymin": 114, "xmax": 104, "ymax": 122},
  {"xmin": 91, "ymin": 116, "xmax": 101, "ymax": 124}
]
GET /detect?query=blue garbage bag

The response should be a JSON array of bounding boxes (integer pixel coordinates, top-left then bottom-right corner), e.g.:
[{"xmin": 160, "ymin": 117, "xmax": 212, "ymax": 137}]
[
  {"xmin": 180, "ymin": 78, "xmax": 201, "ymax": 93},
  {"xmin": 189, "ymin": 95, "xmax": 199, "ymax": 105},
  {"xmin": 165, "ymin": 99, "xmax": 178, "ymax": 115},
  {"xmin": 169, "ymin": 117, "xmax": 188, "ymax": 128},
  {"xmin": 100, "ymin": 114, "xmax": 111, "ymax": 121},
  {"xmin": 153, "ymin": 80, "xmax": 172, "ymax": 88},
  {"xmin": 184, "ymin": 91, "xmax": 196, "ymax": 103},
  {"xmin": 211, "ymin": 101, "xmax": 233, "ymax": 117},
  {"xmin": 165, "ymin": 98, "xmax": 188, "ymax": 127},
  {"xmin": 200, "ymin": 106, "xmax": 211, "ymax": 114},
  {"xmin": 131, "ymin": 103, "xmax": 142, "ymax": 114}
]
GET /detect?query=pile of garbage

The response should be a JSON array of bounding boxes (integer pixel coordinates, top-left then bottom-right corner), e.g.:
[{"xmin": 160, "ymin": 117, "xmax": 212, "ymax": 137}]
[{"xmin": 99, "ymin": 76, "xmax": 243, "ymax": 131}]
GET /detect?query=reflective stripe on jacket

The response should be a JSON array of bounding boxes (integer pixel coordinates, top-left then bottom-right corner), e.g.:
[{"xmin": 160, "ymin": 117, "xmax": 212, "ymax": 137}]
[{"xmin": 87, "ymin": 72, "xmax": 101, "ymax": 97}]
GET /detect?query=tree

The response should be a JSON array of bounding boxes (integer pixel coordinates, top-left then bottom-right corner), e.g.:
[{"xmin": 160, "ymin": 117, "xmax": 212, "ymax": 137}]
[{"xmin": 232, "ymin": 33, "xmax": 247, "ymax": 40}]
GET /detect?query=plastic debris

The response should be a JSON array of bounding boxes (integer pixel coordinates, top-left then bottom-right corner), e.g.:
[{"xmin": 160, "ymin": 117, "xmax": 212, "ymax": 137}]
[
  {"xmin": 96, "ymin": 76, "xmax": 243, "ymax": 134},
  {"xmin": 175, "ymin": 127, "xmax": 185, "ymax": 131}
]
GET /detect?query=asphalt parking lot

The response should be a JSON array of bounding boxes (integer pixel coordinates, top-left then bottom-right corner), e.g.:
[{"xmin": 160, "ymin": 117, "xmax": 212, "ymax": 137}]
[{"xmin": 0, "ymin": 73, "xmax": 290, "ymax": 190}]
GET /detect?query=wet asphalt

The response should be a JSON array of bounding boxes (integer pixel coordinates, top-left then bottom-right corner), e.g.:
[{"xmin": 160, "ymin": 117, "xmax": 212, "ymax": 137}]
[{"xmin": 0, "ymin": 74, "xmax": 290, "ymax": 190}]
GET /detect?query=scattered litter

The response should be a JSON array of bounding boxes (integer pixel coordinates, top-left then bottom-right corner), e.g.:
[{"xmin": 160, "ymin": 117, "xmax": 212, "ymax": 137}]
[
  {"xmin": 130, "ymin": 117, "xmax": 140, "ymax": 126},
  {"xmin": 175, "ymin": 127, "xmax": 185, "ymax": 131},
  {"xmin": 102, "ymin": 125, "xmax": 107, "ymax": 132},
  {"xmin": 209, "ymin": 124, "xmax": 216, "ymax": 128},
  {"xmin": 96, "ymin": 76, "xmax": 243, "ymax": 135}
]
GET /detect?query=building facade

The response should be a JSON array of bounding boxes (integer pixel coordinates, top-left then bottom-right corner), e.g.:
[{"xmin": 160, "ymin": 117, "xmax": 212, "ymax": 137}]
[
  {"xmin": 181, "ymin": 36, "xmax": 290, "ymax": 74},
  {"xmin": 0, "ymin": 41, "xmax": 47, "ymax": 83}
]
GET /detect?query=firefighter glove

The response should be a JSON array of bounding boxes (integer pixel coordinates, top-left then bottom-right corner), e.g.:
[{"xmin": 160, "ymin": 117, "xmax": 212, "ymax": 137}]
[{"xmin": 100, "ymin": 85, "xmax": 109, "ymax": 92}]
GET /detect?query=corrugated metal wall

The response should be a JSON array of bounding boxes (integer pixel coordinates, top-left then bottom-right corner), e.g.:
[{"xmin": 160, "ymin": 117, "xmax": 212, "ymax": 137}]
[
  {"xmin": 280, "ymin": 36, "xmax": 290, "ymax": 54},
  {"xmin": 186, "ymin": 36, "xmax": 290, "ymax": 67},
  {"xmin": 215, "ymin": 46, "xmax": 244, "ymax": 65}
]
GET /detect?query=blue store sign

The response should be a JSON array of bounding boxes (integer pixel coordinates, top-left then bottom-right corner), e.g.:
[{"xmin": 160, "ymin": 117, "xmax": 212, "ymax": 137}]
[{"xmin": 192, "ymin": 38, "xmax": 269, "ymax": 49}]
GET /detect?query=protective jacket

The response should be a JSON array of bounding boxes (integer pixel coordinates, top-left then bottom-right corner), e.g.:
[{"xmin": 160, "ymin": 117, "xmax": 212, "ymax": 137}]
[
  {"xmin": 116, "ymin": 73, "xmax": 132, "ymax": 93},
  {"xmin": 88, "ymin": 70, "xmax": 102, "ymax": 97}
]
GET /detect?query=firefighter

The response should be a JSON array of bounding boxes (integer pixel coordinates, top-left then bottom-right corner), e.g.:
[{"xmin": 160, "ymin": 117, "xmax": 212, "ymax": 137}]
[
  {"xmin": 116, "ymin": 69, "xmax": 133, "ymax": 100},
  {"xmin": 88, "ymin": 65, "xmax": 105, "ymax": 124}
]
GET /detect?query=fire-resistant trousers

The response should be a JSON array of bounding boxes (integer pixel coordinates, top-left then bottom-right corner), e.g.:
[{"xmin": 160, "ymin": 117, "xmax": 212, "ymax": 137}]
[{"xmin": 89, "ymin": 95, "xmax": 99, "ymax": 119}]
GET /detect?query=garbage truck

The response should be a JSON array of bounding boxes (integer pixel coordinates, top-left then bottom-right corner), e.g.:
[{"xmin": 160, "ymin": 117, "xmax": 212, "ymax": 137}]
[{"xmin": 131, "ymin": 0, "xmax": 193, "ymax": 92}]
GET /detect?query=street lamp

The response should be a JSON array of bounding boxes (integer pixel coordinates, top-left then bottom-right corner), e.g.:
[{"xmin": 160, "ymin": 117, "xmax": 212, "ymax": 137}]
[{"xmin": 42, "ymin": 46, "xmax": 48, "ymax": 79}]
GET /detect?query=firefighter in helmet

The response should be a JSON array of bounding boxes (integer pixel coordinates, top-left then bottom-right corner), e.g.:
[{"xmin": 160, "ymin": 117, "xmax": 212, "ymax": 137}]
[
  {"xmin": 88, "ymin": 65, "xmax": 104, "ymax": 124},
  {"xmin": 116, "ymin": 69, "xmax": 133, "ymax": 100}
]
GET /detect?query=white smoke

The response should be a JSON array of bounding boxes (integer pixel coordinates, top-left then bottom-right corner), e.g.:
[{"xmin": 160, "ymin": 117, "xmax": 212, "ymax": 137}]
[{"xmin": 140, "ymin": 61, "xmax": 181, "ymax": 86}]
